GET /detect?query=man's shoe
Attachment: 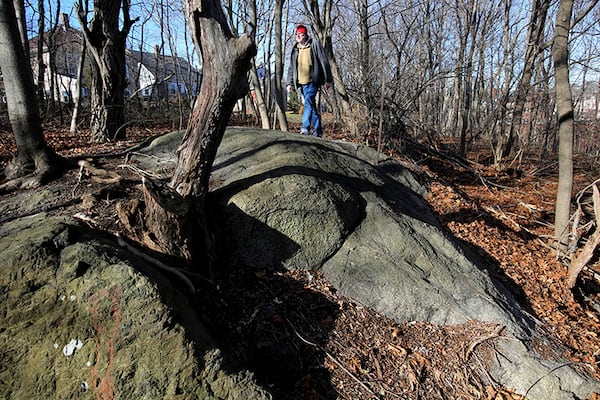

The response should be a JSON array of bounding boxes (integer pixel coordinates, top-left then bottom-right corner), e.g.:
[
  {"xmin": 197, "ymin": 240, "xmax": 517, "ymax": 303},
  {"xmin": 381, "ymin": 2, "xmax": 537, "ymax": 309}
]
[{"xmin": 300, "ymin": 129, "xmax": 310, "ymax": 135}]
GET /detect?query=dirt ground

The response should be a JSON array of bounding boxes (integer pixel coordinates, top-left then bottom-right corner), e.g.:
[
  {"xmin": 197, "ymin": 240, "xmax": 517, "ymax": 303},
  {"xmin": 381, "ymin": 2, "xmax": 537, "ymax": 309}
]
[{"xmin": 0, "ymin": 121, "xmax": 599, "ymax": 399}]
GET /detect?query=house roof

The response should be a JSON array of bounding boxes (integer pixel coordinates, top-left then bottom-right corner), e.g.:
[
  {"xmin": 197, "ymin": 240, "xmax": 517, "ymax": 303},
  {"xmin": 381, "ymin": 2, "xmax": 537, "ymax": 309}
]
[
  {"xmin": 28, "ymin": 14, "xmax": 201, "ymax": 85},
  {"xmin": 126, "ymin": 49, "xmax": 201, "ymax": 84},
  {"xmin": 28, "ymin": 16, "xmax": 83, "ymax": 54}
]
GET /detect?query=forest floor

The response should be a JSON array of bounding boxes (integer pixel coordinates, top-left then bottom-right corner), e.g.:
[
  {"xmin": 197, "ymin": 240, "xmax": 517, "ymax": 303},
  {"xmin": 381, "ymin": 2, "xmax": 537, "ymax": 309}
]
[{"xmin": 0, "ymin": 118, "xmax": 599, "ymax": 399}]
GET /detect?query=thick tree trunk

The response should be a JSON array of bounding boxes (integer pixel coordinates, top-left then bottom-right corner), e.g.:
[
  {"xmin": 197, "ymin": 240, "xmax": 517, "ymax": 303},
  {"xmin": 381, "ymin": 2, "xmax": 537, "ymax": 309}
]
[
  {"xmin": 0, "ymin": 0, "xmax": 61, "ymax": 187},
  {"xmin": 77, "ymin": 0, "xmax": 135, "ymax": 143},
  {"xmin": 89, "ymin": 59, "xmax": 126, "ymax": 142},
  {"xmin": 329, "ymin": 60, "xmax": 358, "ymax": 136},
  {"xmin": 553, "ymin": 0, "xmax": 574, "ymax": 255},
  {"xmin": 143, "ymin": 0, "xmax": 256, "ymax": 263},
  {"xmin": 13, "ymin": 0, "xmax": 28, "ymax": 63}
]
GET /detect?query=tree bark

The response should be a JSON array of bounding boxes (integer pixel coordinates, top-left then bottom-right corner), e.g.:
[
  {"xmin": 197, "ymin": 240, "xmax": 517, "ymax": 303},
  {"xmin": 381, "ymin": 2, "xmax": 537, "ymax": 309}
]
[
  {"xmin": 502, "ymin": 0, "xmax": 550, "ymax": 159},
  {"xmin": 273, "ymin": 0, "xmax": 288, "ymax": 131},
  {"xmin": 36, "ymin": 0, "xmax": 46, "ymax": 112},
  {"xmin": 248, "ymin": 65, "xmax": 271, "ymax": 128},
  {"xmin": 458, "ymin": 0, "xmax": 478, "ymax": 157},
  {"xmin": 247, "ymin": 0, "xmax": 271, "ymax": 129},
  {"xmin": 143, "ymin": 0, "xmax": 256, "ymax": 263},
  {"xmin": 70, "ymin": 20, "xmax": 87, "ymax": 134},
  {"xmin": 13, "ymin": 0, "xmax": 28, "ymax": 63},
  {"xmin": 0, "ymin": 0, "xmax": 61, "ymax": 188},
  {"xmin": 76, "ymin": 0, "xmax": 136, "ymax": 143},
  {"xmin": 553, "ymin": 0, "xmax": 574, "ymax": 255}
]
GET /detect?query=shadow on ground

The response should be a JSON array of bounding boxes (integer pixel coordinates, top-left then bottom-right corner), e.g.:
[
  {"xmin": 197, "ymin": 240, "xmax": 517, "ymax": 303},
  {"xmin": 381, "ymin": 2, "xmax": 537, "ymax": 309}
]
[{"xmin": 192, "ymin": 208, "xmax": 340, "ymax": 399}]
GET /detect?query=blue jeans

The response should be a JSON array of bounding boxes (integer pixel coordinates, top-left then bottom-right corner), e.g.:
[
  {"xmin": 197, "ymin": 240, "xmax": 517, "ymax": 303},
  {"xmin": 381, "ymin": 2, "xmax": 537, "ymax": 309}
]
[{"xmin": 300, "ymin": 82, "xmax": 322, "ymax": 137}]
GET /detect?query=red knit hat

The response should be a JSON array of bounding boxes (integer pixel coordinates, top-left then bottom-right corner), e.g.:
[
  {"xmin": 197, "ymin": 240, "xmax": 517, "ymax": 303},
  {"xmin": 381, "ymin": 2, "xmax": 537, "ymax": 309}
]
[{"xmin": 296, "ymin": 25, "xmax": 308, "ymax": 34}]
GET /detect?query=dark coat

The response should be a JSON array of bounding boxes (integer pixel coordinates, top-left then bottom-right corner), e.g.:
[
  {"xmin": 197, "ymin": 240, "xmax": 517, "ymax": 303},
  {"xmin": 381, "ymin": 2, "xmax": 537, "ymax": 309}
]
[{"xmin": 286, "ymin": 36, "xmax": 333, "ymax": 90}]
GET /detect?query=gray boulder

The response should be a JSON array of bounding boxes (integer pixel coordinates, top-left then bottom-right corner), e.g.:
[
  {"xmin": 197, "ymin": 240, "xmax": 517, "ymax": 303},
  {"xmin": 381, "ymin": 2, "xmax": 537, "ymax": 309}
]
[{"xmin": 132, "ymin": 127, "xmax": 599, "ymax": 400}]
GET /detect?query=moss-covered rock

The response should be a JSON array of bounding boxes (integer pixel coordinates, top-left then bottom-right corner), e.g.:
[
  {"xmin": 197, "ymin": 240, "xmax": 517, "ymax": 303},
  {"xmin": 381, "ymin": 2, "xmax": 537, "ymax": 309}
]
[{"xmin": 0, "ymin": 214, "xmax": 269, "ymax": 400}]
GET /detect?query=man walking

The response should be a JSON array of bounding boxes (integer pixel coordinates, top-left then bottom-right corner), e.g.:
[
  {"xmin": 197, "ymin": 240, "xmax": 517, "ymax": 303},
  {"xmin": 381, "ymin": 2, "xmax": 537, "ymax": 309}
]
[{"xmin": 286, "ymin": 24, "xmax": 333, "ymax": 137}]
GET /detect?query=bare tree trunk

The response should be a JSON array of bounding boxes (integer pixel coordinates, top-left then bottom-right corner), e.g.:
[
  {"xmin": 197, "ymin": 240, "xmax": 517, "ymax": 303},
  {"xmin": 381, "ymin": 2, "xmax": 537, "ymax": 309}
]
[
  {"xmin": 143, "ymin": 0, "xmax": 256, "ymax": 263},
  {"xmin": 70, "ymin": 37, "xmax": 87, "ymax": 134},
  {"xmin": 492, "ymin": 0, "xmax": 517, "ymax": 164},
  {"xmin": 450, "ymin": 30, "xmax": 466, "ymax": 139},
  {"xmin": 13, "ymin": 0, "xmax": 28, "ymax": 63},
  {"xmin": 553, "ymin": 0, "xmax": 574, "ymax": 255},
  {"xmin": 502, "ymin": 0, "xmax": 550, "ymax": 159},
  {"xmin": 47, "ymin": 8, "xmax": 60, "ymax": 116},
  {"xmin": 329, "ymin": 61, "xmax": 356, "ymax": 135},
  {"xmin": 247, "ymin": 0, "xmax": 271, "ymax": 129},
  {"xmin": 0, "ymin": 0, "xmax": 62, "ymax": 189},
  {"xmin": 458, "ymin": 0, "xmax": 478, "ymax": 157},
  {"xmin": 273, "ymin": 0, "xmax": 288, "ymax": 131},
  {"xmin": 249, "ymin": 66, "xmax": 271, "ymax": 128},
  {"xmin": 36, "ymin": 0, "xmax": 46, "ymax": 112},
  {"xmin": 355, "ymin": 0, "xmax": 370, "ymax": 112},
  {"xmin": 76, "ymin": 0, "xmax": 137, "ymax": 143}
]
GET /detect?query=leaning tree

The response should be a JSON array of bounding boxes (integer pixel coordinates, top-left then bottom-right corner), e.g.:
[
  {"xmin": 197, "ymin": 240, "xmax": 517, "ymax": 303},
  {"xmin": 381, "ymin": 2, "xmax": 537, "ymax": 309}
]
[
  {"xmin": 141, "ymin": 0, "xmax": 256, "ymax": 264},
  {"xmin": 0, "ymin": 0, "xmax": 63, "ymax": 191}
]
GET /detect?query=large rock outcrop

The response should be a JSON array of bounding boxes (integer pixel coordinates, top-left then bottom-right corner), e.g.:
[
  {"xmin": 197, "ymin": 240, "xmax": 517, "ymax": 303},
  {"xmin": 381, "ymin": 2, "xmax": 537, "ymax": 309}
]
[
  {"xmin": 1, "ymin": 127, "xmax": 598, "ymax": 399},
  {"xmin": 0, "ymin": 212, "xmax": 270, "ymax": 400},
  {"xmin": 132, "ymin": 127, "xmax": 599, "ymax": 400}
]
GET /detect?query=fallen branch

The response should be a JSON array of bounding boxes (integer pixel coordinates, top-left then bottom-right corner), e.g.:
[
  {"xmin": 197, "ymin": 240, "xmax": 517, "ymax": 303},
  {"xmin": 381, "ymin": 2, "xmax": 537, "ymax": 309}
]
[
  {"xmin": 464, "ymin": 324, "xmax": 505, "ymax": 361},
  {"xmin": 482, "ymin": 205, "xmax": 538, "ymax": 235},
  {"xmin": 117, "ymin": 163, "xmax": 164, "ymax": 180},
  {"xmin": 286, "ymin": 318, "xmax": 382, "ymax": 400},
  {"xmin": 78, "ymin": 159, "xmax": 122, "ymax": 184},
  {"xmin": 567, "ymin": 183, "xmax": 600, "ymax": 289},
  {"xmin": 567, "ymin": 230, "xmax": 600, "ymax": 289}
]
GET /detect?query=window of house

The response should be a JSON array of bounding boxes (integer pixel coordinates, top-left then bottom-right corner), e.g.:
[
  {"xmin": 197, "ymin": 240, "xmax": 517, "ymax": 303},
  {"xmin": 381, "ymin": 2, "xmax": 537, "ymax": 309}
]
[
  {"xmin": 62, "ymin": 90, "xmax": 71, "ymax": 102},
  {"xmin": 65, "ymin": 53, "xmax": 76, "ymax": 77}
]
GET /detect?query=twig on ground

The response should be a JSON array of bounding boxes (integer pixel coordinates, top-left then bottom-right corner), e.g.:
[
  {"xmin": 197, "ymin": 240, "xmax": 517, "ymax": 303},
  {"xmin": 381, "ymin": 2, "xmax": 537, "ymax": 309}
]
[
  {"xmin": 464, "ymin": 325, "xmax": 505, "ymax": 361},
  {"xmin": 117, "ymin": 163, "xmax": 164, "ymax": 180},
  {"xmin": 524, "ymin": 362, "xmax": 578, "ymax": 398},
  {"xmin": 483, "ymin": 205, "xmax": 537, "ymax": 235},
  {"xmin": 471, "ymin": 352, "xmax": 499, "ymax": 390},
  {"xmin": 286, "ymin": 318, "xmax": 382, "ymax": 400}
]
